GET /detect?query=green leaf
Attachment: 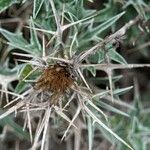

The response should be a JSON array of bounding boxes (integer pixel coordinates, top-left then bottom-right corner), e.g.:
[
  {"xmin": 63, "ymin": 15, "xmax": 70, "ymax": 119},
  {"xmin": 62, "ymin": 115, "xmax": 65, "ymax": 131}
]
[
  {"xmin": 124, "ymin": 0, "xmax": 148, "ymax": 20},
  {"xmin": 15, "ymin": 81, "xmax": 27, "ymax": 94},
  {"xmin": 0, "ymin": 28, "xmax": 28, "ymax": 50},
  {"xmin": 33, "ymin": 0, "xmax": 45, "ymax": 19},
  {"xmin": 64, "ymin": 0, "xmax": 95, "ymax": 20},
  {"xmin": 128, "ymin": 117, "xmax": 150, "ymax": 150},
  {"xmin": 0, "ymin": 28, "xmax": 41, "ymax": 56},
  {"xmin": 0, "ymin": 111, "xmax": 29, "ymax": 140},
  {"xmin": 19, "ymin": 64, "xmax": 33, "ymax": 80},
  {"xmin": 89, "ymin": 75, "xmax": 123, "ymax": 85},
  {"xmin": 79, "ymin": 11, "xmax": 125, "ymax": 45},
  {"xmin": 98, "ymin": 101, "xmax": 130, "ymax": 117},
  {"xmin": 113, "ymin": 86, "xmax": 133, "ymax": 96},
  {"xmin": 14, "ymin": 64, "xmax": 34, "ymax": 93},
  {"xmin": 29, "ymin": 18, "xmax": 42, "ymax": 52},
  {"xmin": 0, "ymin": 66, "xmax": 18, "ymax": 86},
  {"xmin": 87, "ymin": 66, "xmax": 96, "ymax": 77},
  {"xmin": 95, "ymin": 123, "xmax": 114, "ymax": 143},
  {"xmin": 88, "ymin": 50, "xmax": 105, "ymax": 64},
  {"xmin": 0, "ymin": 0, "xmax": 20, "ymax": 13},
  {"xmin": 19, "ymin": 63, "xmax": 41, "ymax": 83},
  {"xmin": 94, "ymin": 0, "xmax": 116, "ymax": 22},
  {"xmin": 84, "ymin": 105, "xmax": 133, "ymax": 150},
  {"xmin": 108, "ymin": 49, "xmax": 127, "ymax": 64},
  {"xmin": 0, "ymin": 67, "xmax": 17, "ymax": 76}
]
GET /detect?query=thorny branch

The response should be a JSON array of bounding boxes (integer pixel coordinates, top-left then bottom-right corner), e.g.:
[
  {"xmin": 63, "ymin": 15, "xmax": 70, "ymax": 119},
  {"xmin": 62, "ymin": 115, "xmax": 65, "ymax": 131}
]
[
  {"xmin": 74, "ymin": 16, "xmax": 141, "ymax": 65},
  {"xmin": 49, "ymin": 0, "xmax": 64, "ymax": 49},
  {"xmin": 80, "ymin": 64, "xmax": 150, "ymax": 71},
  {"xmin": 71, "ymin": 16, "xmax": 145, "ymax": 102}
]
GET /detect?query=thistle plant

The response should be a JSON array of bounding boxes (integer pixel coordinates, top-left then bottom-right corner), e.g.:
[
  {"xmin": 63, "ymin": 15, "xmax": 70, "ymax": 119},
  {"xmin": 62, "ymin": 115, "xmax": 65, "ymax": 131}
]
[{"xmin": 0, "ymin": 0, "xmax": 150, "ymax": 150}]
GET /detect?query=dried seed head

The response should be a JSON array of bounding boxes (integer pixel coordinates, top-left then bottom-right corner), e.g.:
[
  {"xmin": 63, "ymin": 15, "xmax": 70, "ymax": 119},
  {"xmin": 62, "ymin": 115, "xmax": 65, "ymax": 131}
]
[{"xmin": 34, "ymin": 63, "xmax": 75, "ymax": 105}]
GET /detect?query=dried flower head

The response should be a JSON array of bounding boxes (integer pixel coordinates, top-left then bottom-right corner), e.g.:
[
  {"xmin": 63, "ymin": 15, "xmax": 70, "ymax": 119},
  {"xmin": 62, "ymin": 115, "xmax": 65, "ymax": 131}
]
[{"xmin": 34, "ymin": 62, "xmax": 75, "ymax": 105}]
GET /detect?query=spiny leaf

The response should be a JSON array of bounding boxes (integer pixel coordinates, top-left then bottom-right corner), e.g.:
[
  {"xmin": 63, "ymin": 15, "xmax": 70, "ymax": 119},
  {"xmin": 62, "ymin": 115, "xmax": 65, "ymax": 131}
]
[
  {"xmin": 33, "ymin": 0, "xmax": 45, "ymax": 19},
  {"xmin": 108, "ymin": 48, "xmax": 127, "ymax": 64},
  {"xmin": 0, "ymin": 0, "xmax": 20, "ymax": 13},
  {"xmin": 0, "ymin": 28, "xmax": 41, "ymax": 56},
  {"xmin": 84, "ymin": 105, "xmax": 133, "ymax": 150}
]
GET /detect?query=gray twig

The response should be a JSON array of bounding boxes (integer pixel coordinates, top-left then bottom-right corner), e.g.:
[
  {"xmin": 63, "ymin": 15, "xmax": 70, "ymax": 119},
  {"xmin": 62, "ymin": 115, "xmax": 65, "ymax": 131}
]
[{"xmin": 80, "ymin": 64, "xmax": 150, "ymax": 71}]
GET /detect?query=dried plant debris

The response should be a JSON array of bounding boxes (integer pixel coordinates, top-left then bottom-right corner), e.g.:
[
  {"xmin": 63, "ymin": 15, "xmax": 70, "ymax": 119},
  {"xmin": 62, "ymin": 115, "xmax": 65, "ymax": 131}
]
[
  {"xmin": 0, "ymin": 62, "xmax": 74, "ymax": 119},
  {"xmin": 0, "ymin": 61, "xmax": 79, "ymax": 149},
  {"xmin": 34, "ymin": 62, "xmax": 76, "ymax": 105}
]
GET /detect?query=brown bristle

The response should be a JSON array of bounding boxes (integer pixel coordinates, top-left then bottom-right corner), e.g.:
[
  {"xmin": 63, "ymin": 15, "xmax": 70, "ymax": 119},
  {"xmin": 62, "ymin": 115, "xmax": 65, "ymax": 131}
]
[{"xmin": 35, "ymin": 64, "xmax": 75, "ymax": 105}]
